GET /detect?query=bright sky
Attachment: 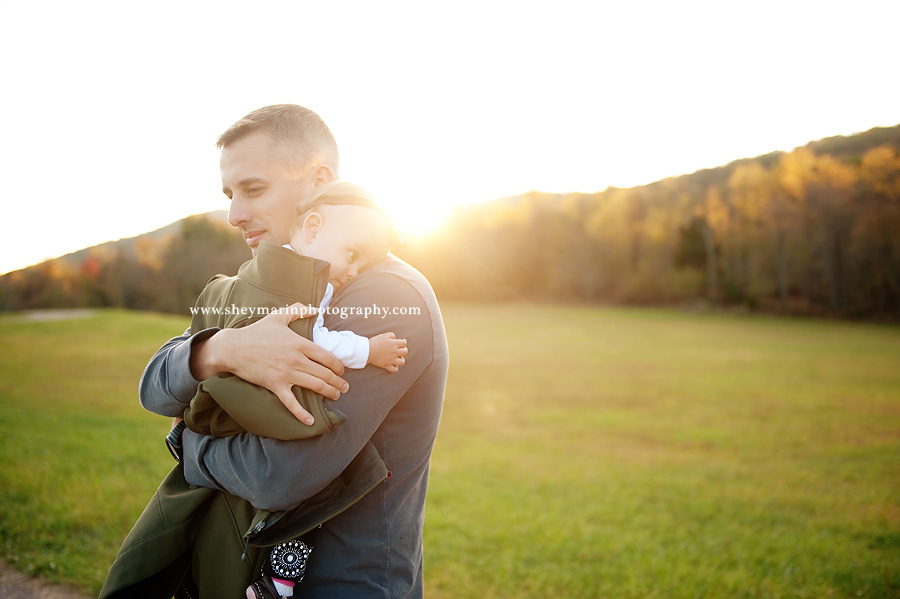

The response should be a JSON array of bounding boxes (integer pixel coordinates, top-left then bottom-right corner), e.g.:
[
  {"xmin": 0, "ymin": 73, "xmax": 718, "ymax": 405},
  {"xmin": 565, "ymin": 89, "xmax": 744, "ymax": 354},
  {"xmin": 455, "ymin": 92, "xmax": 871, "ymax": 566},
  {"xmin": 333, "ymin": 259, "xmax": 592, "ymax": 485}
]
[{"xmin": 2, "ymin": 0, "xmax": 899, "ymax": 275}]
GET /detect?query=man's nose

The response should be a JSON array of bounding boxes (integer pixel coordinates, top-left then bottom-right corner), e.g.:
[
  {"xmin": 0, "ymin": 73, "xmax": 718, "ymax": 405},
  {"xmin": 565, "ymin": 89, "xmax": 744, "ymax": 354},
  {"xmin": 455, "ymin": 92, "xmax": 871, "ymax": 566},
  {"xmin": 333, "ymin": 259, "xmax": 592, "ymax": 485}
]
[{"xmin": 227, "ymin": 198, "xmax": 249, "ymax": 227}]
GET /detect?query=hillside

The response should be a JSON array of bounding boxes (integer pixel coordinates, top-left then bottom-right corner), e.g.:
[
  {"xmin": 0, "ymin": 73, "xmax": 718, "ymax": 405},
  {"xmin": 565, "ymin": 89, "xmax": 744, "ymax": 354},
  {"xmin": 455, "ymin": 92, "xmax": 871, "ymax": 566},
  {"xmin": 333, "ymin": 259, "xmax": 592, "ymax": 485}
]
[
  {"xmin": 0, "ymin": 210, "xmax": 248, "ymax": 314},
  {"xmin": 49, "ymin": 210, "xmax": 230, "ymax": 273}
]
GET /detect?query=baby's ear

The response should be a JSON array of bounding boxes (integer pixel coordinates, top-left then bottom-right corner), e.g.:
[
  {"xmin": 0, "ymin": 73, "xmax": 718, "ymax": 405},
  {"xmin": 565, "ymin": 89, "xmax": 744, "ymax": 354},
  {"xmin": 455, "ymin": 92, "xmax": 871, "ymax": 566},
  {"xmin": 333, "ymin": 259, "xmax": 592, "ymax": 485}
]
[{"xmin": 303, "ymin": 211, "xmax": 324, "ymax": 243}]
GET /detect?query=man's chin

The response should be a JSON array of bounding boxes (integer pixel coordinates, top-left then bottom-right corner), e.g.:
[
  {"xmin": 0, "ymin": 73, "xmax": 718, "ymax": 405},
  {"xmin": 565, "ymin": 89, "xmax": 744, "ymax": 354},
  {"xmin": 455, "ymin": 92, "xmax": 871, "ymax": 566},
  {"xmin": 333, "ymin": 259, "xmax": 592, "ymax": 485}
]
[
  {"xmin": 247, "ymin": 238, "xmax": 266, "ymax": 256},
  {"xmin": 243, "ymin": 231, "xmax": 267, "ymax": 252}
]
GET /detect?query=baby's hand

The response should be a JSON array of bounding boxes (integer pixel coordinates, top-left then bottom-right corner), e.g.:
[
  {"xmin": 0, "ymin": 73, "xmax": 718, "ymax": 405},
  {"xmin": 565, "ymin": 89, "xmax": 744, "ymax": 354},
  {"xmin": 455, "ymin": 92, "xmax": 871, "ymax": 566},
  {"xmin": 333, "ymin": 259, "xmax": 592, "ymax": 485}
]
[{"xmin": 368, "ymin": 332, "xmax": 408, "ymax": 373}]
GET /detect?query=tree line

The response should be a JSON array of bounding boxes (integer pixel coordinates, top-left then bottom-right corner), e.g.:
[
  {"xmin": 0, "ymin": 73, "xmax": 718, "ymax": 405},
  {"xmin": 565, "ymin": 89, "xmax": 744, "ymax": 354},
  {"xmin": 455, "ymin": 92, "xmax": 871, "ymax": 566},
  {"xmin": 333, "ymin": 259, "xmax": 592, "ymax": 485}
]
[
  {"xmin": 3, "ymin": 125, "xmax": 899, "ymax": 320},
  {"xmin": 0, "ymin": 216, "xmax": 250, "ymax": 315},
  {"xmin": 402, "ymin": 125, "xmax": 900, "ymax": 319}
]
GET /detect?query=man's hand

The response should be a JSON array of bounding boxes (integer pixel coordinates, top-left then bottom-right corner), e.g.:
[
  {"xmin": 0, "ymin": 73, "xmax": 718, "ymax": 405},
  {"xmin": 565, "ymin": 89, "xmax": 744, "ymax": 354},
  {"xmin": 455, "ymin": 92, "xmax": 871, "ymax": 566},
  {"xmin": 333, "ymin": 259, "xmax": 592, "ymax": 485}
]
[
  {"xmin": 189, "ymin": 302, "xmax": 348, "ymax": 425},
  {"xmin": 368, "ymin": 332, "xmax": 408, "ymax": 373}
]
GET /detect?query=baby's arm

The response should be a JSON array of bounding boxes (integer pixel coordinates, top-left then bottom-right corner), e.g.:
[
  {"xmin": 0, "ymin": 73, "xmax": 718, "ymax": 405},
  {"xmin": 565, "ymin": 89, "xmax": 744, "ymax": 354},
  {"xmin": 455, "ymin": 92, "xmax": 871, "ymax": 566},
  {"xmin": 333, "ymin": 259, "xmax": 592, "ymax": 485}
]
[
  {"xmin": 314, "ymin": 286, "xmax": 407, "ymax": 372},
  {"xmin": 313, "ymin": 323, "xmax": 407, "ymax": 373},
  {"xmin": 368, "ymin": 332, "xmax": 408, "ymax": 373}
]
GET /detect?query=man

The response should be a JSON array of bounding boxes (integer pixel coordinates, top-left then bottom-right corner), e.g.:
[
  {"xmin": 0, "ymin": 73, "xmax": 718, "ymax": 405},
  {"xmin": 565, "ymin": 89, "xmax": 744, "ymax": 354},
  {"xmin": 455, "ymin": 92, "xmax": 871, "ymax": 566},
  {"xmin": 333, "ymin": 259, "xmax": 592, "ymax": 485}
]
[{"xmin": 139, "ymin": 104, "xmax": 449, "ymax": 597}]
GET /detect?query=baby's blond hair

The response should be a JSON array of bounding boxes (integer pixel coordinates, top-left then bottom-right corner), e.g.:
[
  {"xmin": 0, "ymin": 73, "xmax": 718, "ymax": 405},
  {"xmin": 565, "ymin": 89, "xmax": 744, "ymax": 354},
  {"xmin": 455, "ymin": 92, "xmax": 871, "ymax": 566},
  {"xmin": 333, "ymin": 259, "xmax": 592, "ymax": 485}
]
[{"xmin": 290, "ymin": 182, "xmax": 383, "ymax": 238}]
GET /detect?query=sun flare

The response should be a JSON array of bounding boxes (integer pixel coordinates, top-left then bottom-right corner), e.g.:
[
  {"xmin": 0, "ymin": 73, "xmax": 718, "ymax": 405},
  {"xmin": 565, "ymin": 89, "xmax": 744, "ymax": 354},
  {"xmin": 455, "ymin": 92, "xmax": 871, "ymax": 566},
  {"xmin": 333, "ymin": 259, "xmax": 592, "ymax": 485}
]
[{"xmin": 380, "ymin": 197, "xmax": 454, "ymax": 241}]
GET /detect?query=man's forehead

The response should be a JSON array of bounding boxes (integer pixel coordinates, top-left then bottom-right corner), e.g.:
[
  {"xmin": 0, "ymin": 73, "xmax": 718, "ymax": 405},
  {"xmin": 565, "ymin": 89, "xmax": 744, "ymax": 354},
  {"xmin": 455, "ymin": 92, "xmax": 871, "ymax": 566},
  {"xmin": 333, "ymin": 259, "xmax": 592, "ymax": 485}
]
[{"xmin": 220, "ymin": 132, "xmax": 292, "ymax": 181}]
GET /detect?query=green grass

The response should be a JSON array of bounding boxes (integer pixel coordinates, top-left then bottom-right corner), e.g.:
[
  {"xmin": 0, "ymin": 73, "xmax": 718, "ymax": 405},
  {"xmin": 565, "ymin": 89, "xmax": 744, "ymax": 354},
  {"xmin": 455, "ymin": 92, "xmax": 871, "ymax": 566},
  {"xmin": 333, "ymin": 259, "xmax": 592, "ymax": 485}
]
[
  {"xmin": 1, "ymin": 306, "xmax": 899, "ymax": 598},
  {"xmin": 0, "ymin": 310, "xmax": 182, "ymax": 590}
]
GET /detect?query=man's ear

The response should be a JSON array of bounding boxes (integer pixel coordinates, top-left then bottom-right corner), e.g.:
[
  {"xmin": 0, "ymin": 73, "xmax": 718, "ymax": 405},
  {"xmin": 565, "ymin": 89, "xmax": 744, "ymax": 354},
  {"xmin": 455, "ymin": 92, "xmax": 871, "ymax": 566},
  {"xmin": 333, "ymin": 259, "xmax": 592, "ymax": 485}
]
[
  {"xmin": 312, "ymin": 165, "xmax": 335, "ymax": 187},
  {"xmin": 303, "ymin": 211, "xmax": 323, "ymax": 244}
]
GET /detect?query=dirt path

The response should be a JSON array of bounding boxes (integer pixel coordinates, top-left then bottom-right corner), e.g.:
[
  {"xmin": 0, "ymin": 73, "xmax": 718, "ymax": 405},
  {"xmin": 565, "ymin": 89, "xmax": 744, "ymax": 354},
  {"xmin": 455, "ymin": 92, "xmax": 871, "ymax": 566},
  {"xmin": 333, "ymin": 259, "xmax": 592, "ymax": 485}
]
[
  {"xmin": 7, "ymin": 309, "xmax": 97, "ymax": 323},
  {"xmin": 0, "ymin": 560, "xmax": 93, "ymax": 599}
]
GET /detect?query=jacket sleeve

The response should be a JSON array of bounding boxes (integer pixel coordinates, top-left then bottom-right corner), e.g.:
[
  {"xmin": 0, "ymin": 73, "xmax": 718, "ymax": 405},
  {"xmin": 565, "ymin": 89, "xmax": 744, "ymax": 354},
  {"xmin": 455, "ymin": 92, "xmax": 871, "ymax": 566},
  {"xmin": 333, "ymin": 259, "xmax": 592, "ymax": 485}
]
[
  {"xmin": 138, "ymin": 327, "xmax": 220, "ymax": 418},
  {"xmin": 181, "ymin": 269, "xmax": 437, "ymax": 511}
]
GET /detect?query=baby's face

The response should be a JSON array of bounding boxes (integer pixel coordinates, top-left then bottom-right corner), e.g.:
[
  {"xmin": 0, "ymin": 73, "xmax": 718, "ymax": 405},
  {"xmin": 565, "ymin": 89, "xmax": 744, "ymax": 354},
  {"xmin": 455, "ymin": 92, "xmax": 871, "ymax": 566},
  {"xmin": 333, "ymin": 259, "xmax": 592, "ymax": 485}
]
[{"xmin": 292, "ymin": 205, "xmax": 390, "ymax": 290}]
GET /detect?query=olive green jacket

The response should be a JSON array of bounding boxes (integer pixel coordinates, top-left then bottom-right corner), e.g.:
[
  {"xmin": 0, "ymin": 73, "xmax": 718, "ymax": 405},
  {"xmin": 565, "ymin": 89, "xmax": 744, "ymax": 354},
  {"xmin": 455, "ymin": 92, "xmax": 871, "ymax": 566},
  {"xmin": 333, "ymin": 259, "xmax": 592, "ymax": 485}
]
[
  {"xmin": 100, "ymin": 242, "xmax": 389, "ymax": 598},
  {"xmin": 186, "ymin": 242, "xmax": 347, "ymax": 439}
]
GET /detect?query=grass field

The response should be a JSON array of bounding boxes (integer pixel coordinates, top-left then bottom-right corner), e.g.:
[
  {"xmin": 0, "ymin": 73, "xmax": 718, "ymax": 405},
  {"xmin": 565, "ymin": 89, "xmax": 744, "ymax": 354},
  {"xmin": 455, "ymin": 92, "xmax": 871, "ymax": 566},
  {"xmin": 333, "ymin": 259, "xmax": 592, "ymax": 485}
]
[{"xmin": 1, "ymin": 306, "xmax": 898, "ymax": 598}]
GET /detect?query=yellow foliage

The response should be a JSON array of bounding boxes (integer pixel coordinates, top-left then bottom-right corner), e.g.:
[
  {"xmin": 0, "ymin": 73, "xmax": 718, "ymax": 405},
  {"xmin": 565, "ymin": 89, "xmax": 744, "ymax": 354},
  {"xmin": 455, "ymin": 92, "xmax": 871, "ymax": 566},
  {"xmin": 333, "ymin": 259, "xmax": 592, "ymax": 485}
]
[
  {"xmin": 728, "ymin": 162, "xmax": 773, "ymax": 223},
  {"xmin": 701, "ymin": 186, "xmax": 729, "ymax": 233},
  {"xmin": 861, "ymin": 145, "xmax": 900, "ymax": 200},
  {"xmin": 776, "ymin": 148, "xmax": 818, "ymax": 202},
  {"xmin": 813, "ymin": 154, "xmax": 855, "ymax": 191}
]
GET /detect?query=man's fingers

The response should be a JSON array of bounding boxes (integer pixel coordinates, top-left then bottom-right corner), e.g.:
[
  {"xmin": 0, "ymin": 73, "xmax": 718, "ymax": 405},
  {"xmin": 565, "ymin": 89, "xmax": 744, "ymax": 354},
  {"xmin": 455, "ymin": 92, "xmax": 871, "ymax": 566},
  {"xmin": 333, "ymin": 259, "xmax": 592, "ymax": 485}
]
[
  {"xmin": 275, "ymin": 387, "xmax": 316, "ymax": 425},
  {"xmin": 273, "ymin": 336, "xmax": 348, "ymax": 399},
  {"xmin": 275, "ymin": 332, "xmax": 348, "ymax": 397},
  {"xmin": 299, "ymin": 340, "xmax": 348, "ymax": 386},
  {"xmin": 292, "ymin": 371, "xmax": 345, "ymax": 401}
]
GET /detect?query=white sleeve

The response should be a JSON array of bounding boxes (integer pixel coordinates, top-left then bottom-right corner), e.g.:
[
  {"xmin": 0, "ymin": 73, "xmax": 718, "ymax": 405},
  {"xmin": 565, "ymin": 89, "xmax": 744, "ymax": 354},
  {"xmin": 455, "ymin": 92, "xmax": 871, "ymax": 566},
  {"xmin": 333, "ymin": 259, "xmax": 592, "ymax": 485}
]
[{"xmin": 313, "ymin": 284, "xmax": 370, "ymax": 369}]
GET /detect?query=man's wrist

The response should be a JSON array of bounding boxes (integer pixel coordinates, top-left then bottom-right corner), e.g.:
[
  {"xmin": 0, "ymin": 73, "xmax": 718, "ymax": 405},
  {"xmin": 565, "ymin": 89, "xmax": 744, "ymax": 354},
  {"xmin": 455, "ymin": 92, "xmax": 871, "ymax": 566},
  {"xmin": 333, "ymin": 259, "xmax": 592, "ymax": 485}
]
[{"xmin": 189, "ymin": 328, "xmax": 229, "ymax": 380}]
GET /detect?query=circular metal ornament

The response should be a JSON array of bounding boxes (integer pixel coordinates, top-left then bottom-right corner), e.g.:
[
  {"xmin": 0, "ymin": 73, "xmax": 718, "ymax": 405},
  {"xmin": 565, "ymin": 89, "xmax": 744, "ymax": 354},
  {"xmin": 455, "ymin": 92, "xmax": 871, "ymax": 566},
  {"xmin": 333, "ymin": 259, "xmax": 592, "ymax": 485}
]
[{"xmin": 268, "ymin": 539, "xmax": 313, "ymax": 580}]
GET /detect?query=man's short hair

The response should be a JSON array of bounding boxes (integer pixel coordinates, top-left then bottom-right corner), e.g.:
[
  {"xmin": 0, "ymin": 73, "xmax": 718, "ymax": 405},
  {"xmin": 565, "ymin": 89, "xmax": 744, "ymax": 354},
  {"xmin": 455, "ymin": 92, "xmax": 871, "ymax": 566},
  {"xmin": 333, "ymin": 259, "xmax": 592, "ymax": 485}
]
[{"xmin": 216, "ymin": 104, "xmax": 340, "ymax": 176}]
